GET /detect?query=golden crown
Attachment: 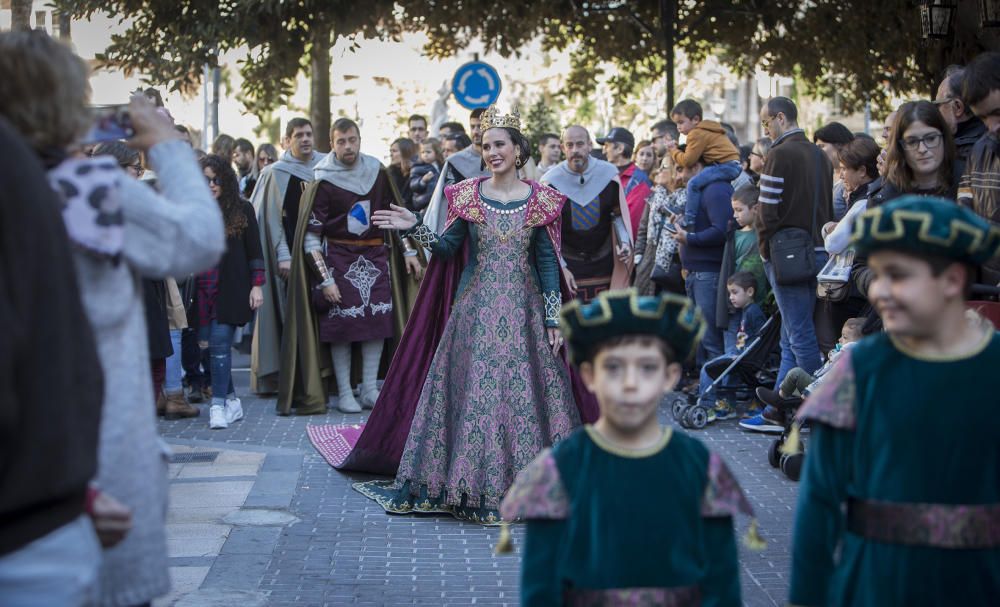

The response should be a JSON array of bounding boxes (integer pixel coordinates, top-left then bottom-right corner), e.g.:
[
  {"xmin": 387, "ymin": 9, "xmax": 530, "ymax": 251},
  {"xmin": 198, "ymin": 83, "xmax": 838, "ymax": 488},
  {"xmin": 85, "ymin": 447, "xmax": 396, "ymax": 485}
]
[{"xmin": 480, "ymin": 105, "xmax": 521, "ymax": 131}]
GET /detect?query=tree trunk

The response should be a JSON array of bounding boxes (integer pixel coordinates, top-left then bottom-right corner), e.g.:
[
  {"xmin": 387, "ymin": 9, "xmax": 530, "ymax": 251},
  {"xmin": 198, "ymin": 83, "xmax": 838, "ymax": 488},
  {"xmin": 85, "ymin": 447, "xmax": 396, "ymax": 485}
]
[
  {"xmin": 57, "ymin": 11, "xmax": 71, "ymax": 40},
  {"xmin": 310, "ymin": 24, "xmax": 332, "ymax": 153},
  {"xmin": 11, "ymin": 0, "xmax": 32, "ymax": 31}
]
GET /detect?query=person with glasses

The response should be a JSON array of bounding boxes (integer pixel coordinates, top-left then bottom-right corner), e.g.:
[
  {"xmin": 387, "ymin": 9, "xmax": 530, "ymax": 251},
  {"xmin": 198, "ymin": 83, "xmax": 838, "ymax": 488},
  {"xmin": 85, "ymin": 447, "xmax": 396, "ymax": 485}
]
[
  {"xmin": 256, "ymin": 142, "xmax": 277, "ymax": 173},
  {"xmin": 742, "ymin": 96, "xmax": 835, "ymax": 434},
  {"xmin": 747, "ymin": 136, "xmax": 771, "ymax": 183},
  {"xmin": 870, "ymin": 100, "xmax": 958, "ymax": 210},
  {"xmin": 197, "ymin": 154, "xmax": 265, "ymax": 429},
  {"xmin": 934, "ymin": 64, "xmax": 987, "ymax": 164}
]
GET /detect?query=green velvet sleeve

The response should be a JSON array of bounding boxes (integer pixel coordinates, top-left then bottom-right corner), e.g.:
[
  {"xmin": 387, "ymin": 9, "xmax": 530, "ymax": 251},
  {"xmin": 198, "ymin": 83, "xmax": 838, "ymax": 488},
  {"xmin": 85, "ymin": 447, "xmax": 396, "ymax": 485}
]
[
  {"xmin": 521, "ymin": 519, "xmax": 565, "ymax": 606},
  {"xmin": 404, "ymin": 218, "xmax": 468, "ymax": 258},
  {"xmin": 699, "ymin": 516, "xmax": 741, "ymax": 607},
  {"xmin": 788, "ymin": 423, "xmax": 852, "ymax": 606},
  {"xmin": 532, "ymin": 228, "xmax": 562, "ymax": 328}
]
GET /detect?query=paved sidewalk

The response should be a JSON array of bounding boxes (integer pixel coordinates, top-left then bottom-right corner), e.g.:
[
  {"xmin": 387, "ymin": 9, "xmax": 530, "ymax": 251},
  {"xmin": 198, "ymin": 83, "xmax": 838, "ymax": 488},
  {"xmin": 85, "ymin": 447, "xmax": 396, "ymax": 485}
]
[{"xmin": 155, "ymin": 354, "xmax": 799, "ymax": 606}]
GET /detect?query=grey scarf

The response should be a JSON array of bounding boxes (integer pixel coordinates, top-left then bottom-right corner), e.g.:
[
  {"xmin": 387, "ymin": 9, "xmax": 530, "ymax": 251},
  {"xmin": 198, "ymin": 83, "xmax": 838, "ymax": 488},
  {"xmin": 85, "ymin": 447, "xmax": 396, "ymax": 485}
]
[
  {"xmin": 540, "ymin": 158, "xmax": 618, "ymax": 206},
  {"xmin": 313, "ymin": 152, "xmax": 381, "ymax": 195}
]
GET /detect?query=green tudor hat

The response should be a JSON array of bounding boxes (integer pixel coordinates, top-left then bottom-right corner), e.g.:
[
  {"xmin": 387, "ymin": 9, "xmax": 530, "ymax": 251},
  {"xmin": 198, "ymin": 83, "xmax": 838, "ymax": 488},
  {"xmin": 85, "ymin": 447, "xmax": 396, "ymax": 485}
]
[
  {"xmin": 560, "ymin": 289, "xmax": 706, "ymax": 366},
  {"xmin": 851, "ymin": 195, "xmax": 1000, "ymax": 265}
]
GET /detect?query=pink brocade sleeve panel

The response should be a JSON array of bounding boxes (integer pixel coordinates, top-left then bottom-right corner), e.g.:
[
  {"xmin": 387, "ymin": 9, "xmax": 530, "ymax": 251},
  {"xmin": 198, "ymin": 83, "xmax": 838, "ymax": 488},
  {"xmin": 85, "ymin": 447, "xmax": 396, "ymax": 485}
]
[
  {"xmin": 701, "ymin": 452, "xmax": 755, "ymax": 518},
  {"xmin": 795, "ymin": 350, "xmax": 857, "ymax": 431},
  {"xmin": 500, "ymin": 449, "xmax": 570, "ymax": 522}
]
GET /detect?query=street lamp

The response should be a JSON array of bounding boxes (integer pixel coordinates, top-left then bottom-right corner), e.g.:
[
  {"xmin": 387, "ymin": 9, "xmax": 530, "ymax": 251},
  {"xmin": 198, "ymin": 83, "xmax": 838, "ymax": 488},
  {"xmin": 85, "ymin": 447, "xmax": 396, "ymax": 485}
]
[
  {"xmin": 919, "ymin": 0, "xmax": 957, "ymax": 39},
  {"xmin": 982, "ymin": 0, "xmax": 1000, "ymax": 27}
]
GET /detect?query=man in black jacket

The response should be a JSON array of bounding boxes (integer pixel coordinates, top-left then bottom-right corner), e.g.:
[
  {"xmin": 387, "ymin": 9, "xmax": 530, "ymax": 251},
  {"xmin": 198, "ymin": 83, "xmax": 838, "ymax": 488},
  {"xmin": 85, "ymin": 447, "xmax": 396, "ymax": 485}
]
[
  {"xmin": 936, "ymin": 64, "xmax": 987, "ymax": 166},
  {"xmin": 744, "ymin": 97, "xmax": 833, "ymax": 433},
  {"xmin": 0, "ymin": 119, "xmax": 105, "ymax": 602}
]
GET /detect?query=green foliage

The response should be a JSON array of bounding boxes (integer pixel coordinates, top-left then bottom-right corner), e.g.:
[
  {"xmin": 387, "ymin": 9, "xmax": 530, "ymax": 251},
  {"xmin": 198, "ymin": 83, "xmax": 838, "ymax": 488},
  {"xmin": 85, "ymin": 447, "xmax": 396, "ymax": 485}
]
[
  {"xmin": 523, "ymin": 96, "xmax": 560, "ymax": 159},
  {"xmin": 57, "ymin": 0, "xmax": 401, "ymax": 120},
  {"xmin": 59, "ymin": 0, "xmax": 1000, "ymax": 123},
  {"xmin": 397, "ymin": 0, "xmax": 999, "ymax": 114}
]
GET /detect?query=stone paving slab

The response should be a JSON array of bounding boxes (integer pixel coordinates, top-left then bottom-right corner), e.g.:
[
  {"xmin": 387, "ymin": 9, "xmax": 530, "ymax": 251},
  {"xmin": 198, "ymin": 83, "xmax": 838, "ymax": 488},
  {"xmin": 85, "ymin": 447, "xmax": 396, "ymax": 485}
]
[{"xmin": 154, "ymin": 353, "xmax": 798, "ymax": 606}]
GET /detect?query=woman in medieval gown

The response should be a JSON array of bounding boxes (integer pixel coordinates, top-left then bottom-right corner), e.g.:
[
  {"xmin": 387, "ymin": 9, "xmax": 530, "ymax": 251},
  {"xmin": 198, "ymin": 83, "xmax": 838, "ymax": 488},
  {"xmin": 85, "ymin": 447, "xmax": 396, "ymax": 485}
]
[{"xmin": 324, "ymin": 107, "xmax": 597, "ymax": 524}]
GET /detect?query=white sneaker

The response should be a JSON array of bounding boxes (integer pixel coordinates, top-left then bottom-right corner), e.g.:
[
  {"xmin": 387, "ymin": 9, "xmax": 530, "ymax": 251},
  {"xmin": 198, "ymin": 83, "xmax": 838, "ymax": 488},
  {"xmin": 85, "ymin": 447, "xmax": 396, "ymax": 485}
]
[
  {"xmin": 225, "ymin": 397, "xmax": 244, "ymax": 424},
  {"xmin": 209, "ymin": 404, "xmax": 228, "ymax": 429}
]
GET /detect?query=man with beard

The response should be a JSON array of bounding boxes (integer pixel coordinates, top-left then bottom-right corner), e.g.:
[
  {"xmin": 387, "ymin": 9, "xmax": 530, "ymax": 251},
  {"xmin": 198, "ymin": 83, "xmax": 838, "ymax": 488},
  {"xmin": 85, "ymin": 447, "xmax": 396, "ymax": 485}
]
[
  {"xmin": 541, "ymin": 125, "xmax": 633, "ymax": 302},
  {"xmin": 233, "ymin": 138, "xmax": 256, "ymax": 198},
  {"xmin": 250, "ymin": 118, "xmax": 325, "ymax": 394},
  {"xmin": 279, "ymin": 118, "xmax": 421, "ymax": 414}
]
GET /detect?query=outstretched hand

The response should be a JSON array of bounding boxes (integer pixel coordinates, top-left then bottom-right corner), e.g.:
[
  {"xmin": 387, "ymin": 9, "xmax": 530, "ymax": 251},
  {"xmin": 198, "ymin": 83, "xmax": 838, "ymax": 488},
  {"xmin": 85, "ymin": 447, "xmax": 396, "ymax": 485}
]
[{"xmin": 372, "ymin": 204, "xmax": 419, "ymax": 231}]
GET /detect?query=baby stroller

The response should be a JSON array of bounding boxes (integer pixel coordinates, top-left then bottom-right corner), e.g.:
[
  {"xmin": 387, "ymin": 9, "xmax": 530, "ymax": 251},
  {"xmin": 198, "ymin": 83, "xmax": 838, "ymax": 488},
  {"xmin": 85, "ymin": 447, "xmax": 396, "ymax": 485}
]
[{"xmin": 668, "ymin": 312, "xmax": 782, "ymax": 429}]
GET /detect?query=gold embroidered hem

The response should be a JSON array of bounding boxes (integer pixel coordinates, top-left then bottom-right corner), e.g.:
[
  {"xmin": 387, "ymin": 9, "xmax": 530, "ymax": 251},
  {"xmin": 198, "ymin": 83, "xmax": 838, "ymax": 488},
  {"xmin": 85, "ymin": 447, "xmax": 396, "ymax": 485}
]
[{"xmin": 353, "ymin": 480, "xmax": 503, "ymax": 526}]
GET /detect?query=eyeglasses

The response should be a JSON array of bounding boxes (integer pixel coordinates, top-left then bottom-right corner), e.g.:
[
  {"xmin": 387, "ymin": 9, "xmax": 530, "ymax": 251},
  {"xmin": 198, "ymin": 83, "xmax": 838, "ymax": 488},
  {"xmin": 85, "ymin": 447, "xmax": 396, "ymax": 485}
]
[
  {"xmin": 259, "ymin": 156, "xmax": 276, "ymax": 165},
  {"xmin": 124, "ymin": 163, "xmax": 144, "ymax": 176},
  {"xmin": 932, "ymin": 97, "xmax": 955, "ymax": 107},
  {"xmin": 899, "ymin": 132, "xmax": 943, "ymax": 152},
  {"xmin": 761, "ymin": 116, "xmax": 774, "ymax": 129},
  {"xmin": 206, "ymin": 175, "xmax": 223, "ymax": 186},
  {"xmin": 749, "ymin": 151, "xmax": 762, "ymax": 158}
]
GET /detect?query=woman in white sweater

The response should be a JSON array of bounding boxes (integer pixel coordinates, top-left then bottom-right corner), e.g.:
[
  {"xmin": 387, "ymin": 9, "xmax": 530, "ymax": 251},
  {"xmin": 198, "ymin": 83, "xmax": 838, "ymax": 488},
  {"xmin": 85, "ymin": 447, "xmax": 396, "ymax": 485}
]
[{"xmin": 0, "ymin": 31, "xmax": 225, "ymax": 606}]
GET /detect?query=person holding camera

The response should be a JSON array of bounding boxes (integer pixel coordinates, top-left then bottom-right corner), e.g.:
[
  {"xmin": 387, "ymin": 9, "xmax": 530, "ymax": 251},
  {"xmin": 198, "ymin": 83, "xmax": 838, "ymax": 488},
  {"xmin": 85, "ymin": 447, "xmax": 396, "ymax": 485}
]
[{"xmin": 0, "ymin": 31, "xmax": 225, "ymax": 606}]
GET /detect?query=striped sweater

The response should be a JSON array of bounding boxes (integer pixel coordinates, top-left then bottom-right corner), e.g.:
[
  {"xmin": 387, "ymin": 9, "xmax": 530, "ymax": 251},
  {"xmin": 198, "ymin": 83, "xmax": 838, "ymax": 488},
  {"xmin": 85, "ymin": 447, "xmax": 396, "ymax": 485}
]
[{"xmin": 757, "ymin": 129, "xmax": 834, "ymax": 259}]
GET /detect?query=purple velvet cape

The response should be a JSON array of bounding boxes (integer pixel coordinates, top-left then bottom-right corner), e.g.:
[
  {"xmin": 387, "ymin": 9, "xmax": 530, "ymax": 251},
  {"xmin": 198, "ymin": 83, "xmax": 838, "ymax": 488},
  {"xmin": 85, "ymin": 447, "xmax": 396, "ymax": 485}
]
[{"xmin": 334, "ymin": 178, "xmax": 599, "ymax": 475}]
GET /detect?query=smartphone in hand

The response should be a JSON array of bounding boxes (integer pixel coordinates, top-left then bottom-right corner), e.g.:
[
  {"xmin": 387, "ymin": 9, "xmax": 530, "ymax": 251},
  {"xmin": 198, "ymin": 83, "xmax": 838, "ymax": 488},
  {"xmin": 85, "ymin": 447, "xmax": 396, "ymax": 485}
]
[{"xmin": 84, "ymin": 105, "xmax": 135, "ymax": 143}]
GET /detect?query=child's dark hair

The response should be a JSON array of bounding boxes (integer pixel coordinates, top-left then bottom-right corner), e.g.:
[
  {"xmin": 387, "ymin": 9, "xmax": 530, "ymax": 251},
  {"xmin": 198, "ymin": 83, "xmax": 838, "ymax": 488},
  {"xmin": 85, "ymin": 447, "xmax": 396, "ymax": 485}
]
[
  {"xmin": 925, "ymin": 254, "xmax": 975, "ymax": 299},
  {"xmin": 727, "ymin": 271, "xmax": 757, "ymax": 292},
  {"xmin": 670, "ymin": 99, "xmax": 703, "ymax": 121},
  {"xmin": 585, "ymin": 335, "xmax": 677, "ymax": 366},
  {"xmin": 841, "ymin": 317, "xmax": 866, "ymax": 337},
  {"xmin": 732, "ymin": 184, "xmax": 759, "ymax": 208}
]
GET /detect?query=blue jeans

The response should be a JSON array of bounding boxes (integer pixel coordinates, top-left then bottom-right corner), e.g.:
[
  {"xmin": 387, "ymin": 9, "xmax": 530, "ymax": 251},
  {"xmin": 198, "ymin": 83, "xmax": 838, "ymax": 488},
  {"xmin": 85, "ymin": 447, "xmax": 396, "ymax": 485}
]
[
  {"xmin": 0, "ymin": 515, "xmax": 101, "ymax": 606},
  {"xmin": 764, "ymin": 251, "xmax": 828, "ymax": 385},
  {"xmin": 685, "ymin": 271, "xmax": 724, "ymax": 364},
  {"xmin": 683, "ymin": 160, "xmax": 742, "ymax": 226},
  {"xmin": 164, "ymin": 329, "xmax": 183, "ymax": 393},
  {"xmin": 198, "ymin": 320, "xmax": 236, "ymax": 406}
]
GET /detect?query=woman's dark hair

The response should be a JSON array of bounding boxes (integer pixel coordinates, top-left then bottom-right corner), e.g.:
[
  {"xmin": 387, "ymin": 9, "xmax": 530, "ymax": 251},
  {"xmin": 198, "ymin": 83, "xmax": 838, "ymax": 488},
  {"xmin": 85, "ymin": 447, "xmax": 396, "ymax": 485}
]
[
  {"xmin": 92, "ymin": 140, "xmax": 139, "ymax": 168},
  {"xmin": 199, "ymin": 154, "xmax": 247, "ymax": 237},
  {"xmin": 391, "ymin": 137, "xmax": 415, "ymax": 177},
  {"xmin": 839, "ymin": 138, "xmax": 881, "ymax": 179},
  {"xmin": 884, "ymin": 100, "xmax": 955, "ymax": 197},
  {"xmin": 480, "ymin": 126, "xmax": 531, "ymax": 170},
  {"xmin": 813, "ymin": 122, "xmax": 854, "ymax": 145}
]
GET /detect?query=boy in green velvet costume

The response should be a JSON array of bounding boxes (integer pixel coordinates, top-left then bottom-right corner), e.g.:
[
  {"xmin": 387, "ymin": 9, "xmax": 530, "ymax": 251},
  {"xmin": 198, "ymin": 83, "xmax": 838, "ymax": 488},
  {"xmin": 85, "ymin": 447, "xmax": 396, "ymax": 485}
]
[
  {"xmin": 789, "ymin": 196, "xmax": 1000, "ymax": 606},
  {"xmin": 499, "ymin": 289, "xmax": 762, "ymax": 607}
]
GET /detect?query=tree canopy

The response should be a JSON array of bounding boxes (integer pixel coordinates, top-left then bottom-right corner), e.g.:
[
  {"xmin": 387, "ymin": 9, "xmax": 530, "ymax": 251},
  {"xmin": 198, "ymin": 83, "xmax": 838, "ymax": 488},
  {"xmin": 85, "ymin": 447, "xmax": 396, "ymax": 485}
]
[{"xmin": 59, "ymin": 0, "xmax": 999, "ymax": 123}]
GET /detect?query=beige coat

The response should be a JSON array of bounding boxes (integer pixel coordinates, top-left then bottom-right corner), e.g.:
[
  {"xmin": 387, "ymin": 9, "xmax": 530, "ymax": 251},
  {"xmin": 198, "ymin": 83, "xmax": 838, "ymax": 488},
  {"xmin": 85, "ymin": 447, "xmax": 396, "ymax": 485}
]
[{"xmin": 165, "ymin": 277, "xmax": 187, "ymax": 330}]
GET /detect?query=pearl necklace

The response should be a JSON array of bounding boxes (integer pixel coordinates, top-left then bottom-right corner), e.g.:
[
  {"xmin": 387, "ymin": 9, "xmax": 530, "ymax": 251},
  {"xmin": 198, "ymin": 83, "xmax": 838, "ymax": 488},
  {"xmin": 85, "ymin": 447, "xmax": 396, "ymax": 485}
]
[{"xmin": 485, "ymin": 201, "xmax": 528, "ymax": 215}]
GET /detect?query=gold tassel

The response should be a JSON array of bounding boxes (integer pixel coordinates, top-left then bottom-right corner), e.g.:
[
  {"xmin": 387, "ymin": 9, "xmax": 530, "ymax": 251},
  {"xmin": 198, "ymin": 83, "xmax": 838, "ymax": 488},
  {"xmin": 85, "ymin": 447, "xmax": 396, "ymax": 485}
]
[
  {"xmin": 742, "ymin": 519, "xmax": 767, "ymax": 551},
  {"xmin": 494, "ymin": 521, "xmax": 514, "ymax": 555},
  {"xmin": 780, "ymin": 423, "xmax": 801, "ymax": 456}
]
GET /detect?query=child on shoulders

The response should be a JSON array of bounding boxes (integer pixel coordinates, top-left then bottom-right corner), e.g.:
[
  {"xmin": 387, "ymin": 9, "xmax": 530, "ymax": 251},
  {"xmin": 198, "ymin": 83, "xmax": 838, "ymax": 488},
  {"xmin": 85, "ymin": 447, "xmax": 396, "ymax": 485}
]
[{"xmin": 667, "ymin": 99, "xmax": 742, "ymax": 229}]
